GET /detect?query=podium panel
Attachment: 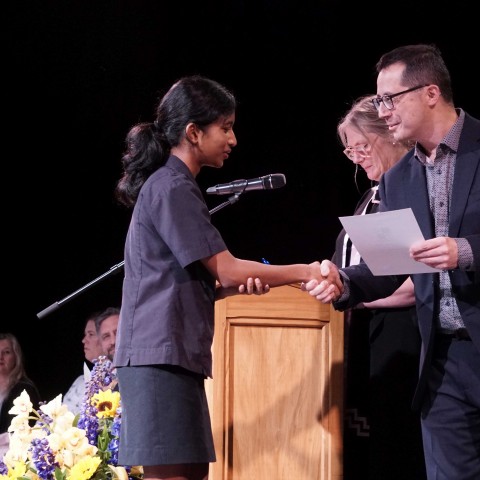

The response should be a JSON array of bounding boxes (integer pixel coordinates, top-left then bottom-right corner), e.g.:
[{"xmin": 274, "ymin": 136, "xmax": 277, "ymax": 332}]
[{"xmin": 207, "ymin": 284, "xmax": 344, "ymax": 480}]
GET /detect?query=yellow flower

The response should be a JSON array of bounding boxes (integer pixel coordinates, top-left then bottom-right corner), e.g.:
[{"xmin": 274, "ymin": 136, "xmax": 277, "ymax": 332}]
[
  {"xmin": 0, "ymin": 460, "xmax": 27, "ymax": 479},
  {"xmin": 68, "ymin": 456, "xmax": 101, "ymax": 480},
  {"xmin": 90, "ymin": 390, "xmax": 120, "ymax": 419}
]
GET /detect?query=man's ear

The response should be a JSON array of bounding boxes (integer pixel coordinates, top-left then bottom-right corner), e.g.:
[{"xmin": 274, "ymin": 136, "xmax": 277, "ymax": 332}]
[
  {"xmin": 426, "ymin": 84, "xmax": 441, "ymax": 104},
  {"xmin": 185, "ymin": 122, "xmax": 199, "ymax": 144}
]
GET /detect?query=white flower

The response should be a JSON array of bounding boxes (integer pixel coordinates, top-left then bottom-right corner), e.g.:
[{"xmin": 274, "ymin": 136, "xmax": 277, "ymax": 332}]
[
  {"xmin": 8, "ymin": 390, "xmax": 33, "ymax": 417},
  {"xmin": 0, "ymin": 359, "xmax": 143, "ymax": 480},
  {"xmin": 7, "ymin": 414, "xmax": 32, "ymax": 438},
  {"xmin": 3, "ymin": 436, "xmax": 28, "ymax": 467},
  {"xmin": 40, "ymin": 393, "xmax": 70, "ymax": 420}
]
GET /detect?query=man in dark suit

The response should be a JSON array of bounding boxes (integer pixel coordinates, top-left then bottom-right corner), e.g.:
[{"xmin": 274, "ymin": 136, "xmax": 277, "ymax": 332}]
[{"xmin": 304, "ymin": 44, "xmax": 480, "ymax": 480}]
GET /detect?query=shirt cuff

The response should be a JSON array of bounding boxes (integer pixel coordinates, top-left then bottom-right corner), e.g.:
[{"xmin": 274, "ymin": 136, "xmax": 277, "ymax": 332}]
[
  {"xmin": 336, "ymin": 270, "xmax": 350, "ymax": 302},
  {"xmin": 455, "ymin": 238, "xmax": 475, "ymax": 271}
]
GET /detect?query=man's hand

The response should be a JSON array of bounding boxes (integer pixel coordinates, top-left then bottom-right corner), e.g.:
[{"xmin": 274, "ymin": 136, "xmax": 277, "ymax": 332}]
[
  {"xmin": 302, "ymin": 260, "xmax": 343, "ymax": 303},
  {"xmin": 410, "ymin": 237, "xmax": 458, "ymax": 270}
]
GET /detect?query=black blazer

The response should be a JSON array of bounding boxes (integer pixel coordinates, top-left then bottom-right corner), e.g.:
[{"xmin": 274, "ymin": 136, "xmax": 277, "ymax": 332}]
[
  {"xmin": 332, "ymin": 186, "xmax": 378, "ymax": 269},
  {"xmin": 0, "ymin": 378, "xmax": 41, "ymax": 433},
  {"xmin": 336, "ymin": 112, "xmax": 480, "ymax": 409}
]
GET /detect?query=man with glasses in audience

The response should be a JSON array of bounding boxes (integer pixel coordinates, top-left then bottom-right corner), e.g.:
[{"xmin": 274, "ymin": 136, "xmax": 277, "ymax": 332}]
[{"xmin": 304, "ymin": 44, "xmax": 480, "ymax": 480}]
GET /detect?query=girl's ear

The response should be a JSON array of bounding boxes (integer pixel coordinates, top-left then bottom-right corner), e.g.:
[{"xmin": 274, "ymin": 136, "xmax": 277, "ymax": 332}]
[{"xmin": 185, "ymin": 122, "xmax": 200, "ymax": 144}]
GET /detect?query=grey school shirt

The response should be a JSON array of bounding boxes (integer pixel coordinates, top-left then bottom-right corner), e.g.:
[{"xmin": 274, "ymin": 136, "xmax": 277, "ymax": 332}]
[{"xmin": 114, "ymin": 155, "xmax": 227, "ymax": 378}]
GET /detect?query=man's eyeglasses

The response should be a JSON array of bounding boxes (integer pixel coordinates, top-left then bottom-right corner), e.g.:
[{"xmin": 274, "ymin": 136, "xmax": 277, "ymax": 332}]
[
  {"xmin": 343, "ymin": 144, "xmax": 371, "ymax": 161},
  {"xmin": 372, "ymin": 84, "xmax": 429, "ymax": 110}
]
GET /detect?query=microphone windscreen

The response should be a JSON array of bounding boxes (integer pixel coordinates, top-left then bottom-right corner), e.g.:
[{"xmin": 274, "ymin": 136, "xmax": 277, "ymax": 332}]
[{"xmin": 268, "ymin": 173, "xmax": 286, "ymax": 189}]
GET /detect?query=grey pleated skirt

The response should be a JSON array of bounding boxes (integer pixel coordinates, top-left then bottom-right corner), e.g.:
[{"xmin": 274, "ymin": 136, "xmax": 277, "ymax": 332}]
[{"xmin": 116, "ymin": 364, "xmax": 216, "ymax": 466}]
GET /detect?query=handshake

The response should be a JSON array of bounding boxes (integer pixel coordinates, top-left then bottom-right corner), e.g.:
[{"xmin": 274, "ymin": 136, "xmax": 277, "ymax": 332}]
[
  {"xmin": 238, "ymin": 259, "xmax": 344, "ymax": 303},
  {"xmin": 301, "ymin": 260, "xmax": 344, "ymax": 303}
]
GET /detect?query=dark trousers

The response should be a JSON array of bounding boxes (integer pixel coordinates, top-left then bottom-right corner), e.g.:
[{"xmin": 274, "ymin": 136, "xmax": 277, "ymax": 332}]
[
  {"xmin": 343, "ymin": 309, "xmax": 370, "ymax": 480},
  {"xmin": 343, "ymin": 307, "xmax": 427, "ymax": 480},
  {"xmin": 421, "ymin": 335, "xmax": 480, "ymax": 480}
]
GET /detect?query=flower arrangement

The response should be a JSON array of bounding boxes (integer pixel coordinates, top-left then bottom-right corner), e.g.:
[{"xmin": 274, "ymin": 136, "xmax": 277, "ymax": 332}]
[{"xmin": 0, "ymin": 356, "xmax": 142, "ymax": 480}]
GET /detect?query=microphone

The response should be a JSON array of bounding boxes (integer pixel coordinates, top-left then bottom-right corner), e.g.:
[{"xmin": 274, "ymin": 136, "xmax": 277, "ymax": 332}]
[{"xmin": 206, "ymin": 173, "xmax": 286, "ymax": 195}]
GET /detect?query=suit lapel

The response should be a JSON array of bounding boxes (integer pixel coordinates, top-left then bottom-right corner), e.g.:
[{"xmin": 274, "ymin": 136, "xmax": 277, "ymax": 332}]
[
  {"xmin": 406, "ymin": 157, "xmax": 435, "ymax": 239},
  {"xmin": 450, "ymin": 151, "xmax": 480, "ymax": 236}
]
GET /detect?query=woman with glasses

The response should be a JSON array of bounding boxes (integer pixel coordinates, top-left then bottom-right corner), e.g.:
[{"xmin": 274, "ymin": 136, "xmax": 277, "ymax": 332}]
[{"xmin": 333, "ymin": 95, "xmax": 426, "ymax": 480}]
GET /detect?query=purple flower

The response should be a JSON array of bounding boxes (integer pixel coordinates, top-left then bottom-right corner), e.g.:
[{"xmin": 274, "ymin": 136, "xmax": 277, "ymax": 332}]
[{"xmin": 30, "ymin": 437, "xmax": 58, "ymax": 479}]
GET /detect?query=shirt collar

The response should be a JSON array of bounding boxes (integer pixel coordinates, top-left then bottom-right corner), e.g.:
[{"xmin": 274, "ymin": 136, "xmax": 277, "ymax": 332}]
[{"xmin": 414, "ymin": 108, "xmax": 465, "ymax": 165}]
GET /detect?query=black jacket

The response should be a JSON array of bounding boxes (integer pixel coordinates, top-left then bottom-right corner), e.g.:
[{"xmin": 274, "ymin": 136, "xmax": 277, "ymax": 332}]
[{"xmin": 0, "ymin": 377, "xmax": 41, "ymax": 433}]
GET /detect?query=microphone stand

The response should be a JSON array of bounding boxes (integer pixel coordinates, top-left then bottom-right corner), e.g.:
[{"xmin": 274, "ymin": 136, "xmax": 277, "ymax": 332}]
[
  {"xmin": 36, "ymin": 193, "xmax": 242, "ymax": 319},
  {"xmin": 208, "ymin": 191, "xmax": 241, "ymax": 215}
]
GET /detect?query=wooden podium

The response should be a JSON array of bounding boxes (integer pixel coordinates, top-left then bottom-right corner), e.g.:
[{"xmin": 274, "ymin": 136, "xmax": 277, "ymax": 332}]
[{"xmin": 206, "ymin": 284, "xmax": 344, "ymax": 480}]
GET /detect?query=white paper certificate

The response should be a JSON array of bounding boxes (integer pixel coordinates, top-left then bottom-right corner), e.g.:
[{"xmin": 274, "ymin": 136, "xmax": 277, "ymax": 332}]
[{"xmin": 339, "ymin": 208, "xmax": 441, "ymax": 275}]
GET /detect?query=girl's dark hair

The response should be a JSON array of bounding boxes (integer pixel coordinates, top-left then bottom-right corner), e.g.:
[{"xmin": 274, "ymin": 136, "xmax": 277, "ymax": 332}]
[{"xmin": 115, "ymin": 75, "xmax": 236, "ymax": 207}]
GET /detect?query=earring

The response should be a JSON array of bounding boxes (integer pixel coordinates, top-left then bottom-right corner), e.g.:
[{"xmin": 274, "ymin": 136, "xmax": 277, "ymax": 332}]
[{"xmin": 354, "ymin": 164, "xmax": 361, "ymax": 193}]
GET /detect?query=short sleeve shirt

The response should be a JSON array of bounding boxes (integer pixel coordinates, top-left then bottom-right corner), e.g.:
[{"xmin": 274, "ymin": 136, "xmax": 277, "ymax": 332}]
[
  {"xmin": 63, "ymin": 375, "xmax": 85, "ymax": 414},
  {"xmin": 114, "ymin": 156, "xmax": 227, "ymax": 377}
]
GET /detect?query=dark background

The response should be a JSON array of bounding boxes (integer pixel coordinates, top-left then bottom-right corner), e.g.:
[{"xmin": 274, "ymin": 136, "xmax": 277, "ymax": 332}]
[{"xmin": 7, "ymin": 1, "xmax": 478, "ymax": 401}]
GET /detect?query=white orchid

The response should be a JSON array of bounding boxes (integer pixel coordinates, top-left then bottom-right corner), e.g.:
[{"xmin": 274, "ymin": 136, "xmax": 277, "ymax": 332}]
[{"xmin": 8, "ymin": 390, "xmax": 33, "ymax": 418}]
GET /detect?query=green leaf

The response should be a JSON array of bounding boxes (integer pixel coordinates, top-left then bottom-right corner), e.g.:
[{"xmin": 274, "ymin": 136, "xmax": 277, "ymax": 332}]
[
  {"xmin": 73, "ymin": 412, "xmax": 81, "ymax": 427},
  {"xmin": 54, "ymin": 467, "xmax": 67, "ymax": 480}
]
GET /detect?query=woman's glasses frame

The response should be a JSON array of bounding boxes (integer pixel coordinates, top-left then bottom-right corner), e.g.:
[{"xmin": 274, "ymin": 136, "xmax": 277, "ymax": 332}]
[{"xmin": 343, "ymin": 144, "xmax": 371, "ymax": 161}]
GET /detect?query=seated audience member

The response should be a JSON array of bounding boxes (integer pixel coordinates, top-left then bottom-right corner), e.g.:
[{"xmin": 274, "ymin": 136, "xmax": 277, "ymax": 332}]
[
  {"xmin": 0, "ymin": 332, "xmax": 41, "ymax": 456},
  {"xmin": 0, "ymin": 333, "xmax": 41, "ymax": 432},
  {"xmin": 95, "ymin": 307, "xmax": 120, "ymax": 362},
  {"xmin": 63, "ymin": 313, "xmax": 104, "ymax": 413}
]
